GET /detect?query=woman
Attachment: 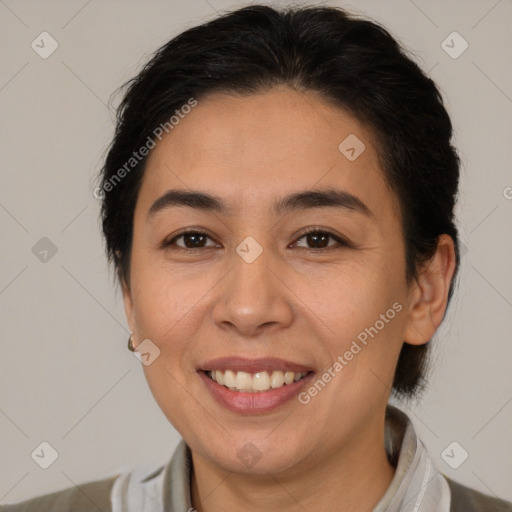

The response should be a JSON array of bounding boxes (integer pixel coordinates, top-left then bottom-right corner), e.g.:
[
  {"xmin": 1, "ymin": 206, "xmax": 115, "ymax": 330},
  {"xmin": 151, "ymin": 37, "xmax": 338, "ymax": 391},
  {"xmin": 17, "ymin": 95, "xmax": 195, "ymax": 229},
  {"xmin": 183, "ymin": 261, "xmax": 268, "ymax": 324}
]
[{"xmin": 3, "ymin": 4, "xmax": 511, "ymax": 511}]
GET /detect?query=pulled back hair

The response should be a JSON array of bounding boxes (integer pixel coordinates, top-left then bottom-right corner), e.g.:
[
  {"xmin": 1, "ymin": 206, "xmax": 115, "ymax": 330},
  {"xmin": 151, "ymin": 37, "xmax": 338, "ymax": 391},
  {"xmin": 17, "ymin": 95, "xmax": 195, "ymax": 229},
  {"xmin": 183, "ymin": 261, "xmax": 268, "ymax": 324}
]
[{"xmin": 99, "ymin": 5, "xmax": 460, "ymax": 398}]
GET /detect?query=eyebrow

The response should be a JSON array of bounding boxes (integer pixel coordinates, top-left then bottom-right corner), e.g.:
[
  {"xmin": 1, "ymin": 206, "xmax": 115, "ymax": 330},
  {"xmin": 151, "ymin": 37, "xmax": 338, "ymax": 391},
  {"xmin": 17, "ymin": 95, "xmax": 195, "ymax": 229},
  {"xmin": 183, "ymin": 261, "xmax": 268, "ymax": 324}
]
[{"xmin": 147, "ymin": 187, "xmax": 373, "ymax": 219}]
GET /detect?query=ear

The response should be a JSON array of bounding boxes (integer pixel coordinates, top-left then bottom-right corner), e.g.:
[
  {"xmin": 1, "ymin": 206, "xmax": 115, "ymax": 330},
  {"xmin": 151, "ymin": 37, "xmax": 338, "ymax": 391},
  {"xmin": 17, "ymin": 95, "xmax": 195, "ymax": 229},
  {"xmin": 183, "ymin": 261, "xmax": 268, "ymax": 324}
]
[
  {"xmin": 403, "ymin": 234, "xmax": 457, "ymax": 345},
  {"xmin": 121, "ymin": 279, "xmax": 136, "ymax": 335}
]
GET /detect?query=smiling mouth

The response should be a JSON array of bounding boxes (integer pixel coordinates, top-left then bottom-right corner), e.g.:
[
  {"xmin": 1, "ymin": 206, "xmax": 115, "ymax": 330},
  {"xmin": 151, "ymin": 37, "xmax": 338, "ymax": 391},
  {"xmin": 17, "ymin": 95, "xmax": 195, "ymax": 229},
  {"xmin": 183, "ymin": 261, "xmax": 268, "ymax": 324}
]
[{"xmin": 205, "ymin": 369, "xmax": 311, "ymax": 393}]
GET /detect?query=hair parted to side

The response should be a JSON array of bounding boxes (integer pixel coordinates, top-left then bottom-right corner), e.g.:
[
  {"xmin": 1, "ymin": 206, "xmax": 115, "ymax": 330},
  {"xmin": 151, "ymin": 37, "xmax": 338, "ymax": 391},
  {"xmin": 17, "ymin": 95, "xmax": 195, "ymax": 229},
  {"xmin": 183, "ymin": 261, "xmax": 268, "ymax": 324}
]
[{"xmin": 98, "ymin": 4, "xmax": 460, "ymax": 398}]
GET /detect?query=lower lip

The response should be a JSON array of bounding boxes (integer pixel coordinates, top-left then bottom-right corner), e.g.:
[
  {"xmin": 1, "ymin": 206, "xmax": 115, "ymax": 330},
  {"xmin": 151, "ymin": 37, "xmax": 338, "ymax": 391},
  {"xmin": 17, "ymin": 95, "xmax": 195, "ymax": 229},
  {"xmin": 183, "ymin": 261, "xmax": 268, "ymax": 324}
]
[{"xmin": 198, "ymin": 371, "xmax": 315, "ymax": 414}]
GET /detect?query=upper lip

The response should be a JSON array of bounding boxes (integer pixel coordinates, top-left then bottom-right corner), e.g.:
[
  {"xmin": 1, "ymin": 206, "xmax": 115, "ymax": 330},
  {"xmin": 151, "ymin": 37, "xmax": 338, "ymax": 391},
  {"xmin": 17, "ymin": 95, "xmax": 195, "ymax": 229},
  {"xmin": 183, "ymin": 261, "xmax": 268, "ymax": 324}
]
[{"xmin": 198, "ymin": 357, "xmax": 315, "ymax": 374}]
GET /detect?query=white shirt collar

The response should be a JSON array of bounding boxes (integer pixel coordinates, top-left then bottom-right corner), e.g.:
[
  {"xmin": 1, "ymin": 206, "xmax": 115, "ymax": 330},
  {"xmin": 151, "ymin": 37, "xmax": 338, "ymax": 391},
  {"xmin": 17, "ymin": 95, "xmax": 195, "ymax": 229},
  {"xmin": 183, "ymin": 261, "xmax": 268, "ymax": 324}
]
[{"xmin": 111, "ymin": 405, "xmax": 451, "ymax": 512}]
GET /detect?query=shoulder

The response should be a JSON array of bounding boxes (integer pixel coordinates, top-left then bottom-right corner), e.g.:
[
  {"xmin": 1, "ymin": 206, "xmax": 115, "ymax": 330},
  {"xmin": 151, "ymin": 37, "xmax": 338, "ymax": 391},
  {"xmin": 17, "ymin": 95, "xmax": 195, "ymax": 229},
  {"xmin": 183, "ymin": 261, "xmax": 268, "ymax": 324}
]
[
  {"xmin": 0, "ymin": 473, "xmax": 119, "ymax": 512},
  {"xmin": 446, "ymin": 477, "xmax": 512, "ymax": 512}
]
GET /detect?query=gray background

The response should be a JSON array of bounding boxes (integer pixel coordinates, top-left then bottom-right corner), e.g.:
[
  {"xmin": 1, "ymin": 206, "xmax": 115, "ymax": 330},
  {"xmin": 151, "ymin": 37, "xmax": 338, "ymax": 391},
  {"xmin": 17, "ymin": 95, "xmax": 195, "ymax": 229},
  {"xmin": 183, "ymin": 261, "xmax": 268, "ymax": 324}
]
[{"xmin": 1, "ymin": 0, "xmax": 511, "ymax": 505}]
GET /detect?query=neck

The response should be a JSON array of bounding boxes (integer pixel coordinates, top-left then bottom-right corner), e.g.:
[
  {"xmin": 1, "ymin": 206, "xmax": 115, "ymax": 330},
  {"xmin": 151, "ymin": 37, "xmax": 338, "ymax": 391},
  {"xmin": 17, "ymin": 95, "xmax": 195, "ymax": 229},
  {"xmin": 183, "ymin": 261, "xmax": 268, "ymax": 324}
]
[{"xmin": 190, "ymin": 416, "xmax": 395, "ymax": 512}]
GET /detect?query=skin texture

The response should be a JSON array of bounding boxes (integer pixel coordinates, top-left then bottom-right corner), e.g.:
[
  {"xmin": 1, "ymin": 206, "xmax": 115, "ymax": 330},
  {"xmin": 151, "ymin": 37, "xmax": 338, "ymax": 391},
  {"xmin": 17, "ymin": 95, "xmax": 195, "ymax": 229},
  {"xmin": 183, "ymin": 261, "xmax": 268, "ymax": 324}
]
[{"xmin": 123, "ymin": 86, "xmax": 456, "ymax": 511}]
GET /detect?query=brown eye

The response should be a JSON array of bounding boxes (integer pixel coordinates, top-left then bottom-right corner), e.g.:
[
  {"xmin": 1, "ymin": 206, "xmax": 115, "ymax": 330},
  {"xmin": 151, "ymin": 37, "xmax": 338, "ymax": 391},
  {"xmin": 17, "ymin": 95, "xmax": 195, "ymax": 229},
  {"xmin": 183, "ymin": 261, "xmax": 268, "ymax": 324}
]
[
  {"xmin": 164, "ymin": 230, "xmax": 218, "ymax": 250},
  {"xmin": 299, "ymin": 232, "xmax": 331, "ymax": 249},
  {"xmin": 292, "ymin": 229, "xmax": 350, "ymax": 250}
]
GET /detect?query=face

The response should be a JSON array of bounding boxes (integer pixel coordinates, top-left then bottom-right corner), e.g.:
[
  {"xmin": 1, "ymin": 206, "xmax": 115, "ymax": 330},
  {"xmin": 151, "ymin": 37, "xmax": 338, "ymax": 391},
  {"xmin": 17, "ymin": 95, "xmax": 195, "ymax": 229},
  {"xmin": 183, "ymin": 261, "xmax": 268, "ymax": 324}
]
[{"xmin": 123, "ymin": 86, "xmax": 421, "ymax": 475}]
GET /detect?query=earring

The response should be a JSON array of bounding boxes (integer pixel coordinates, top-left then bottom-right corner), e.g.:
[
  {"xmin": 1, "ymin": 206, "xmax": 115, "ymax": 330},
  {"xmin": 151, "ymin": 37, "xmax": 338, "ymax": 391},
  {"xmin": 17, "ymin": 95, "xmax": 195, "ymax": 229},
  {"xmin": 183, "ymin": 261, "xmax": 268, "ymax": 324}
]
[{"xmin": 128, "ymin": 334, "xmax": 135, "ymax": 352}]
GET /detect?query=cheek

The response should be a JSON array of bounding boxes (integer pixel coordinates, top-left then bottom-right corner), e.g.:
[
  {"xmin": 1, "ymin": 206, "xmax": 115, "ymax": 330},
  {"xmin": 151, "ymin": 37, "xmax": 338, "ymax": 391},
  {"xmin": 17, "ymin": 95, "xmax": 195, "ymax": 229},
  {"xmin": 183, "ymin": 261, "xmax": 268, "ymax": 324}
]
[
  {"xmin": 130, "ymin": 255, "xmax": 200, "ymax": 337},
  {"xmin": 129, "ymin": 259, "xmax": 220, "ymax": 386},
  {"xmin": 306, "ymin": 258, "xmax": 408, "ymax": 380},
  {"xmin": 302, "ymin": 257, "xmax": 406, "ymax": 328}
]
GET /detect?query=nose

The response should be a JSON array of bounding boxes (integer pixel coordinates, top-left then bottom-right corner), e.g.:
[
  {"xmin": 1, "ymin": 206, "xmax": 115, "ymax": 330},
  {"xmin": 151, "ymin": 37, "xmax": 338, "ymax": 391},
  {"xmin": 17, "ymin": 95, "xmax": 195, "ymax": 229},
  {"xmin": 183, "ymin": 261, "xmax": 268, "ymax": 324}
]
[{"xmin": 211, "ymin": 246, "xmax": 295, "ymax": 338}]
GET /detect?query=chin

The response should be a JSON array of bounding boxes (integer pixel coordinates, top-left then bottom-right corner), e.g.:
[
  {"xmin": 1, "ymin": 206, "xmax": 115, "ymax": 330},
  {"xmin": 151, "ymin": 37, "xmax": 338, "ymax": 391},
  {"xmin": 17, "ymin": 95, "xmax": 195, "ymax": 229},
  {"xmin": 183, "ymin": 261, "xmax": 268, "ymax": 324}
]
[{"xmin": 198, "ymin": 433, "xmax": 307, "ymax": 476}]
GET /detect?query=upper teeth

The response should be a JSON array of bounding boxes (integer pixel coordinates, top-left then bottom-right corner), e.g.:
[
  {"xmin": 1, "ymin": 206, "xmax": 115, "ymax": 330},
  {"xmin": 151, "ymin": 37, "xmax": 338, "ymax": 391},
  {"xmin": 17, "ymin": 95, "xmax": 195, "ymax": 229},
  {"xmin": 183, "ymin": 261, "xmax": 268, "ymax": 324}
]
[{"xmin": 207, "ymin": 370, "xmax": 307, "ymax": 392}]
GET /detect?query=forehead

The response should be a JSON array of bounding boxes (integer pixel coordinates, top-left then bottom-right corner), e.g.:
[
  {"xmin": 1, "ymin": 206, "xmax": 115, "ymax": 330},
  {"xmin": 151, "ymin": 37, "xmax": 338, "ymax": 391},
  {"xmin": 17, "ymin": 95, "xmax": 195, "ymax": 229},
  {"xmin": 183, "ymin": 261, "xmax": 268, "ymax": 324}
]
[{"xmin": 137, "ymin": 86, "xmax": 397, "ymax": 220}]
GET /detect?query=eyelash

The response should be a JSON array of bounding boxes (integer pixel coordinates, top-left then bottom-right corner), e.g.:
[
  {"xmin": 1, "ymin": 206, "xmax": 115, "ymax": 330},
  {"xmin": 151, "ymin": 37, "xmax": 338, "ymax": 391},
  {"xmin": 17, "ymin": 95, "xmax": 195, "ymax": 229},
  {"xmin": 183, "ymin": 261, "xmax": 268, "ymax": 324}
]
[{"xmin": 162, "ymin": 227, "xmax": 352, "ymax": 253}]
